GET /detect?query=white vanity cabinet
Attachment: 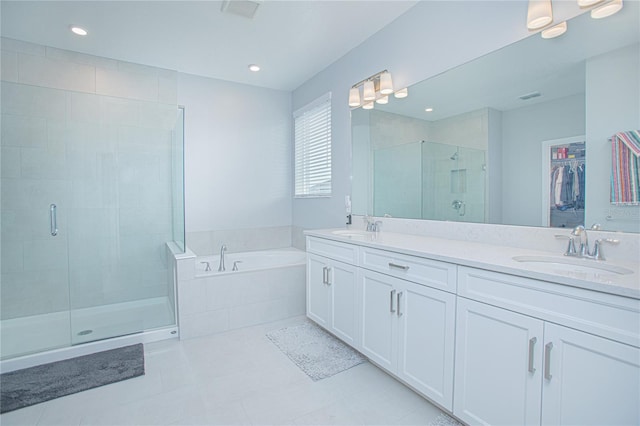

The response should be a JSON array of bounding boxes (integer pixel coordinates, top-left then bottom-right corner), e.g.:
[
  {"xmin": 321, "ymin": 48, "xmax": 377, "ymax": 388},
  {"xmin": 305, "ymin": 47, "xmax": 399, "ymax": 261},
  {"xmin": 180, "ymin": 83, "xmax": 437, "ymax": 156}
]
[
  {"xmin": 358, "ymin": 247, "xmax": 457, "ymax": 410},
  {"xmin": 360, "ymin": 268, "xmax": 457, "ymax": 410},
  {"xmin": 306, "ymin": 238, "xmax": 359, "ymax": 347},
  {"xmin": 454, "ymin": 266, "xmax": 640, "ymax": 426}
]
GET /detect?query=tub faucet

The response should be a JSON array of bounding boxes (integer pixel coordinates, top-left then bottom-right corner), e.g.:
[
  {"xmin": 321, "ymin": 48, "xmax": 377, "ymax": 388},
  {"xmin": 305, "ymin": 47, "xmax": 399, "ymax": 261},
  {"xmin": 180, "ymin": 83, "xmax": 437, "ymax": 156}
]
[{"xmin": 218, "ymin": 244, "xmax": 227, "ymax": 272}]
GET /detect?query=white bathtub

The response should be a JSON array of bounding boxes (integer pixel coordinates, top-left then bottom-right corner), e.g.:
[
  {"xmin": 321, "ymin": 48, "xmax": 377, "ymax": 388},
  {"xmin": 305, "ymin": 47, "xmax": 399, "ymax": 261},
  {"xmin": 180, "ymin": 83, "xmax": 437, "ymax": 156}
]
[
  {"xmin": 178, "ymin": 248, "xmax": 306, "ymax": 339},
  {"xmin": 195, "ymin": 249, "xmax": 306, "ymax": 277}
]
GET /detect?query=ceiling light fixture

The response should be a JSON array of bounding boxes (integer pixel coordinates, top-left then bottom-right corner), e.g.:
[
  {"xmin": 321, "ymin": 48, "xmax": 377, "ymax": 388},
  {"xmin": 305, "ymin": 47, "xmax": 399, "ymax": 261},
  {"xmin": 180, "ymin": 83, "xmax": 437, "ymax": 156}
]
[
  {"xmin": 248, "ymin": 64, "xmax": 260, "ymax": 72},
  {"xmin": 527, "ymin": 0, "xmax": 553, "ymax": 30},
  {"xmin": 348, "ymin": 70, "xmax": 404, "ymax": 109},
  {"xmin": 425, "ymin": 107, "xmax": 434, "ymax": 112},
  {"xmin": 541, "ymin": 21, "xmax": 567, "ymax": 38},
  {"xmin": 70, "ymin": 26, "xmax": 88, "ymax": 36},
  {"xmin": 591, "ymin": 0, "xmax": 623, "ymax": 18}
]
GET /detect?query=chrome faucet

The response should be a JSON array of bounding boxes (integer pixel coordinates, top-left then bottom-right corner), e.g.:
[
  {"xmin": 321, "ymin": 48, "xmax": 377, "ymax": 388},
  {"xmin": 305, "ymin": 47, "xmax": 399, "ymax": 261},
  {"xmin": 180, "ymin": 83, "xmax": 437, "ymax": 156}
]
[
  {"xmin": 561, "ymin": 225, "xmax": 619, "ymax": 260},
  {"xmin": 363, "ymin": 215, "xmax": 382, "ymax": 232},
  {"xmin": 218, "ymin": 244, "xmax": 227, "ymax": 272}
]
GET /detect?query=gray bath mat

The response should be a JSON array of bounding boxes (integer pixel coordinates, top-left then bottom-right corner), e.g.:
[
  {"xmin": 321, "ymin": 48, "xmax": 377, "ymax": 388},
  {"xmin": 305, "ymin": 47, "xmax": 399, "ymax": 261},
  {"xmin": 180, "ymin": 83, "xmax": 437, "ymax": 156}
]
[
  {"xmin": 428, "ymin": 413, "xmax": 464, "ymax": 426},
  {"xmin": 0, "ymin": 343, "xmax": 144, "ymax": 414},
  {"xmin": 266, "ymin": 321, "xmax": 366, "ymax": 381}
]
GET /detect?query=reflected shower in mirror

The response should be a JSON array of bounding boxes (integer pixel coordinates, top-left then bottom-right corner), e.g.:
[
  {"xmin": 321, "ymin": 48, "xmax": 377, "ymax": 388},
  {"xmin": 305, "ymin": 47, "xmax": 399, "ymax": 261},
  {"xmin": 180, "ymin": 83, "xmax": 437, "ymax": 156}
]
[{"xmin": 350, "ymin": 4, "xmax": 639, "ymax": 233}]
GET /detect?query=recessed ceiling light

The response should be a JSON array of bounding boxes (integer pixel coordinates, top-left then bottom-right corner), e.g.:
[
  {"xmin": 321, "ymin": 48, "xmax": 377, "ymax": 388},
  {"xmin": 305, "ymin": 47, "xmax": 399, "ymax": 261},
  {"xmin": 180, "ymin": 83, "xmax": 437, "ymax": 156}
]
[
  {"xmin": 70, "ymin": 26, "xmax": 88, "ymax": 36},
  {"xmin": 248, "ymin": 64, "xmax": 260, "ymax": 72},
  {"xmin": 425, "ymin": 107, "xmax": 434, "ymax": 112}
]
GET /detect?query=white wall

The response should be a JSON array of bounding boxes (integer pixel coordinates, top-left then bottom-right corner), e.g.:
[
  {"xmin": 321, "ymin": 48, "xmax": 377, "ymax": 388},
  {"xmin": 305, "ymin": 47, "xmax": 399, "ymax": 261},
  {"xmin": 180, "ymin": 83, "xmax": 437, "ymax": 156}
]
[
  {"xmin": 291, "ymin": 0, "xmax": 584, "ymax": 233},
  {"xmin": 178, "ymin": 73, "xmax": 293, "ymax": 254}
]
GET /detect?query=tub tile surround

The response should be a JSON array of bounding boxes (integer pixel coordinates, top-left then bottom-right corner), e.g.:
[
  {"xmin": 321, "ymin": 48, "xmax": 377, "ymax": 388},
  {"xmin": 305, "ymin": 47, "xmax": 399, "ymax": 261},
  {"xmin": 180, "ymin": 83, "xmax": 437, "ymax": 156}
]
[{"xmin": 186, "ymin": 225, "xmax": 293, "ymax": 256}]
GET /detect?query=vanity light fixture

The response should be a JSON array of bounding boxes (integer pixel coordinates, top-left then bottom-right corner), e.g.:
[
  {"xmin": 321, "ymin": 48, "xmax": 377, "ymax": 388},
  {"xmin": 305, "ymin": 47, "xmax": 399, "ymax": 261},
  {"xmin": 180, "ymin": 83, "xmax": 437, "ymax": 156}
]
[
  {"xmin": 348, "ymin": 69, "xmax": 403, "ymax": 108},
  {"xmin": 541, "ymin": 21, "xmax": 567, "ymax": 38},
  {"xmin": 70, "ymin": 25, "xmax": 88, "ymax": 36},
  {"xmin": 527, "ymin": 0, "xmax": 553, "ymax": 30},
  {"xmin": 591, "ymin": 0, "xmax": 623, "ymax": 19}
]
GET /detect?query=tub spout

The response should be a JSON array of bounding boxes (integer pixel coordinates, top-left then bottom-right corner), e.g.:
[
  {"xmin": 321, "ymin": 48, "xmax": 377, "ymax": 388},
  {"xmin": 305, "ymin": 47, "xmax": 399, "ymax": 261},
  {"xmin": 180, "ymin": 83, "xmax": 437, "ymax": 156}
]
[{"xmin": 218, "ymin": 245, "xmax": 227, "ymax": 272}]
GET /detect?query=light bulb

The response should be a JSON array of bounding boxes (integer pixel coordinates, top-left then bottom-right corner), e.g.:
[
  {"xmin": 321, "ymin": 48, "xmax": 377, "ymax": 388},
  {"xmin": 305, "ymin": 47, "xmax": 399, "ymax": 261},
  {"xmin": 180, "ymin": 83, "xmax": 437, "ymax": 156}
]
[
  {"xmin": 527, "ymin": 0, "xmax": 553, "ymax": 30},
  {"xmin": 541, "ymin": 21, "xmax": 567, "ymax": 38},
  {"xmin": 591, "ymin": 0, "xmax": 623, "ymax": 18},
  {"xmin": 348, "ymin": 87, "xmax": 361, "ymax": 107},
  {"xmin": 363, "ymin": 80, "xmax": 376, "ymax": 101},
  {"xmin": 379, "ymin": 71, "xmax": 393, "ymax": 95},
  {"xmin": 394, "ymin": 88, "xmax": 408, "ymax": 99}
]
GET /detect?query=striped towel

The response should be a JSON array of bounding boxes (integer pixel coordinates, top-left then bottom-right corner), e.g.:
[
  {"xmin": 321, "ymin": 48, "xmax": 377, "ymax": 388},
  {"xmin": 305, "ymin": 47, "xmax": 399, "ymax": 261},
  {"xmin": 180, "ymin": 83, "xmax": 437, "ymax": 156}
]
[{"xmin": 611, "ymin": 130, "xmax": 640, "ymax": 205}]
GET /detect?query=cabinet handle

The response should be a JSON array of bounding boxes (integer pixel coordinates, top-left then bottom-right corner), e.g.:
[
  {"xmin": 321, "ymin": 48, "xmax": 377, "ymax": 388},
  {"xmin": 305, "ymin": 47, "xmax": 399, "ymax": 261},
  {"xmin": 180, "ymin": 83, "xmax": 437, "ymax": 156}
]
[
  {"xmin": 528, "ymin": 337, "xmax": 537, "ymax": 373},
  {"xmin": 390, "ymin": 289, "xmax": 396, "ymax": 313},
  {"xmin": 397, "ymin": 292, "xmax": 403, "ymax": 317},
  {"xmin": 326, "ymin": 267, "xmax": 332, "ymax": 285},
  {"xmin": 322, "ymin": 267, "xmax": 327, "ymax": 284},
  {"xmin": 50, "ymin": 204, "xmax": 58, "ymax": 236},
  {"xmin": 388, "ymin": 262, "xmax": 409, "ymax": 271},
  {"xmin": 544, "ymin": 342, "xmax": 553, "ymax": 380}
]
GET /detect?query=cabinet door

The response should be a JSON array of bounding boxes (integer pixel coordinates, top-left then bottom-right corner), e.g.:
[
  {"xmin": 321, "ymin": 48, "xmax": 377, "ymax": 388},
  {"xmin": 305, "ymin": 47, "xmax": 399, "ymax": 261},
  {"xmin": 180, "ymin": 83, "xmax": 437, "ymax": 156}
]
[
  {"xmin": 542, "ymin": 323, "xmax": 640, "ymax": 426},
  {"xmin": 328, "ymin": 260, "xmax": 359, "ymax": 347},
  {"xmin": 397, "ymin": 282, "xmax": 456, "ymax": 411},
  {"xmin": 454, "ymin": 297, "xmax": 543, "ymax": 426},
  {"xmin": 359, "ymin": 270, "xmax": 396, "ymax": 372},
  {"xmin": 307, "ymin": 254, "xmax": 329, "ymax": 327}
]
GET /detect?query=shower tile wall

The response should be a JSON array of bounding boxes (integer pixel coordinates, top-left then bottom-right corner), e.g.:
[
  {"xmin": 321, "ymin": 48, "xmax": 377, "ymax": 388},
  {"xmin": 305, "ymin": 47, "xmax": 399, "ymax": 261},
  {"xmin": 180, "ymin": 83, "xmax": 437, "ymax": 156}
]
[{"xmin": 0, "ymin": 37, "xmax": 178, "ymax": 320}]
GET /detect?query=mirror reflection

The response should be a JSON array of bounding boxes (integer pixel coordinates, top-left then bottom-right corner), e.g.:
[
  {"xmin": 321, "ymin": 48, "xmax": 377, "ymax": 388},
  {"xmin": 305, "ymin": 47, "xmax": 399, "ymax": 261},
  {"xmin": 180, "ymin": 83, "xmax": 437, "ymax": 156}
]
[{"xmin": 351, "ymin": 4, "xmax": 639, "ymax": 233}]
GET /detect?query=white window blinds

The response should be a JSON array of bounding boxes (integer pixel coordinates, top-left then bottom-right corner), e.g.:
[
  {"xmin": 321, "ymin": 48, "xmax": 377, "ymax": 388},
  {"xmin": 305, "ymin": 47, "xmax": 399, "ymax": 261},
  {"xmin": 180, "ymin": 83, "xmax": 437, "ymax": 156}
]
[{"xmin": 294, "ymin": 93, "xmax": 332, "ymax": 198}]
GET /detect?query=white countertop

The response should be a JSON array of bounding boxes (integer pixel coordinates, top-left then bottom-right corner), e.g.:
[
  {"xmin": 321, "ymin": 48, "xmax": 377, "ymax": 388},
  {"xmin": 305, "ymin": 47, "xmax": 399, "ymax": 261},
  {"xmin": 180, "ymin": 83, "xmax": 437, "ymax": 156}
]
[{"xmin": 305, "ymin": 228, "xmax": 640, "ymax": 300}]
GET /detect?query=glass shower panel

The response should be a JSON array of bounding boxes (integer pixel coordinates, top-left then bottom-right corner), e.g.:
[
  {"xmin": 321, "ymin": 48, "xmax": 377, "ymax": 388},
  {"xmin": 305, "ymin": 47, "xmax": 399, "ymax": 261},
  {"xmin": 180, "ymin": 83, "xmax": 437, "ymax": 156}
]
[
  {"xmin": 68, "ymin": 96, "xmax": 181, "ymax": 345},
  {"xmin": 172, "ymin": 107, "xmax": 185, "ymax": 252},
  {"xmin": 422, "ymin": 142, "xmax": 486, "ymax": 222},
  {"xmin": 373, "ymin": 141, "xmax": 422, "ymax": 219},
  {"xmin": 0, "ymin": 81, "xmax": 73, "ymax": 359}
]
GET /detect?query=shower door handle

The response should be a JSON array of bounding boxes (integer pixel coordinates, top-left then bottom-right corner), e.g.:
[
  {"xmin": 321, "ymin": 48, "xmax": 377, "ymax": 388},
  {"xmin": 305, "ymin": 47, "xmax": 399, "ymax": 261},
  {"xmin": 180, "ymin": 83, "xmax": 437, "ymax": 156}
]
[{"xmin": 50, "ymin": 204, "xmax": 58, "ymax": 236}]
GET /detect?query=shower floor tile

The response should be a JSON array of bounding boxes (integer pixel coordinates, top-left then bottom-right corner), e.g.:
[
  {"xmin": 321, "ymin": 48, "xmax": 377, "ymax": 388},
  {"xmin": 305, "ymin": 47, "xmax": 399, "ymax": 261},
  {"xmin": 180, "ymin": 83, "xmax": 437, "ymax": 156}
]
[{"xmin": 0, "ymin": 315, "xmax": 447, "ymax": 425}]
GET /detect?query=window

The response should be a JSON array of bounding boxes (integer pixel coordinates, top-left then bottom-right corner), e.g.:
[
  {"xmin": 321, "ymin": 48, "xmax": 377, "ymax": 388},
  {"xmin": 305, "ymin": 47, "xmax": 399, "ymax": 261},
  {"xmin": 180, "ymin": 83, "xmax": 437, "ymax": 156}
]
[{"xmin": 294, "ymin": 92, "xmax": 332, "ymax": 197}]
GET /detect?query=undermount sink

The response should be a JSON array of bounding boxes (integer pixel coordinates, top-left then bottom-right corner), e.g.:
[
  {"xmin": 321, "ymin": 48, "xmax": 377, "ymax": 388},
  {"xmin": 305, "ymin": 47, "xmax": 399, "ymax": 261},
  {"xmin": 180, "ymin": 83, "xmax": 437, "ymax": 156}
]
[
  {"xmin": 332, "ymin": 229, "xmax": 370, "ymax": 238},
  {"xmin": 512, "ymin": 255, "xmax": 634, "ymax": 275}
]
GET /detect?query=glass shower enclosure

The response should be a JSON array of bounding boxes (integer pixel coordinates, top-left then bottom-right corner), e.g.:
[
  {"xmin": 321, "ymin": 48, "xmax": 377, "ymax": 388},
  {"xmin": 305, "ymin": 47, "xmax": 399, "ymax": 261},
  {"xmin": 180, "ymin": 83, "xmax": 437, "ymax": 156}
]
[
  {"xmin": 1, "ymin": 80, "xmax": 185, "ymax": 360},
  {"xmin": 373, "ymin": 140, "xmax": 486, "ymax": 222}
]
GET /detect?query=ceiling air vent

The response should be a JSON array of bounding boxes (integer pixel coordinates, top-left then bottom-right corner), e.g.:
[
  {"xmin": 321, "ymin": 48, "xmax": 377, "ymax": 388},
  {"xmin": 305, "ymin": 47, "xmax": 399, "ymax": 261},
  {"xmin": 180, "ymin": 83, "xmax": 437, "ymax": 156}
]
[
  {"xmin": 518, "ymin": 91, "xmax": 542, "ymax": 101},
  {"xmin": 221, "ymin": 0, "xmax": 263, "ymax": 19}
]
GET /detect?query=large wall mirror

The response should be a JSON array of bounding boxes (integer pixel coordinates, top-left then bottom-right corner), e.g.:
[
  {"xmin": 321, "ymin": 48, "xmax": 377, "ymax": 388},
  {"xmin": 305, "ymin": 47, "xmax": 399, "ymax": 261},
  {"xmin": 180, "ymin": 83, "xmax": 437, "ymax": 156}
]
[{"xmin": 351, "ymin": 4, "xmax": 639, "ymax": 233}]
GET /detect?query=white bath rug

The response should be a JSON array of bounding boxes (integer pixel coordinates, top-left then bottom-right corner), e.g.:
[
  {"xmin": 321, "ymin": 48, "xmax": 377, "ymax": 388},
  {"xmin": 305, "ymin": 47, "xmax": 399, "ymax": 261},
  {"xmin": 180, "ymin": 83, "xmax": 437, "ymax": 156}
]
[
  {"xmin": 266, "ymin": 321, "xmax": 367, "ymax": 381},
  {"xmin": 428, "ymin": 413, "xmax": 464, "ymax": 426}
]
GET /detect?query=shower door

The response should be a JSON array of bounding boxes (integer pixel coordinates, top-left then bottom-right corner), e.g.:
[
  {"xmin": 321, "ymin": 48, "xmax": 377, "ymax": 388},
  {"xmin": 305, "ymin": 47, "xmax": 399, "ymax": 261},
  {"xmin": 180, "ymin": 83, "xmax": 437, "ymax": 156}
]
[{"xmin": 1, "ymin": 80, "xmax": 183, "ymax": 359}]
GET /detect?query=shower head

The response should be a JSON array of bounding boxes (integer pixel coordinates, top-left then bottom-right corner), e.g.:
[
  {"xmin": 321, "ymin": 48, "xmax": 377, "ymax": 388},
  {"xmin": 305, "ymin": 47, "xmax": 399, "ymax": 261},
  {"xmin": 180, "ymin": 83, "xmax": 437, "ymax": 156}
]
[{"xmin": 450, "ymin": 152, "xmax": 458, "ymax": 160}]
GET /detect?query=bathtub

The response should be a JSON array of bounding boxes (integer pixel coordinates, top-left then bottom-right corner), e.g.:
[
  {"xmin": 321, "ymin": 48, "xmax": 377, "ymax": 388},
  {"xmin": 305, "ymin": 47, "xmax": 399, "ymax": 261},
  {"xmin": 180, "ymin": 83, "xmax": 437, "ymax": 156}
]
[{"xmin": 177, "ymin": 248, "xmax": 307, "ymax": 339}]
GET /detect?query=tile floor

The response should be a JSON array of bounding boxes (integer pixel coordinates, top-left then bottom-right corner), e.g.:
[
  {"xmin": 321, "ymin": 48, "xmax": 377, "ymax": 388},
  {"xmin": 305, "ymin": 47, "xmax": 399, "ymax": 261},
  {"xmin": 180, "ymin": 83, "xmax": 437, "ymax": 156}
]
[{"xmin": 0, "ymin": 316, "xmax": 447, "ymax": 425}]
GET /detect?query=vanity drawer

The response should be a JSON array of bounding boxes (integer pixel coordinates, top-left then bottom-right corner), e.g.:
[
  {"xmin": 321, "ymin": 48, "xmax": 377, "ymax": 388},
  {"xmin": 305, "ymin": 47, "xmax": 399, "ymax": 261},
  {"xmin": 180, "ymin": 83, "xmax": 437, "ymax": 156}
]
[
  {"xmin": 458, "ymin": 266, "xmax": 640, "ymax": 348},
  {"xmin": 359, "ymin": 247, "xmax": 457, "ymax": 293},
  {"xmin": 306, "ymin": 236, "xmax": 358, "ymax": 264}
]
